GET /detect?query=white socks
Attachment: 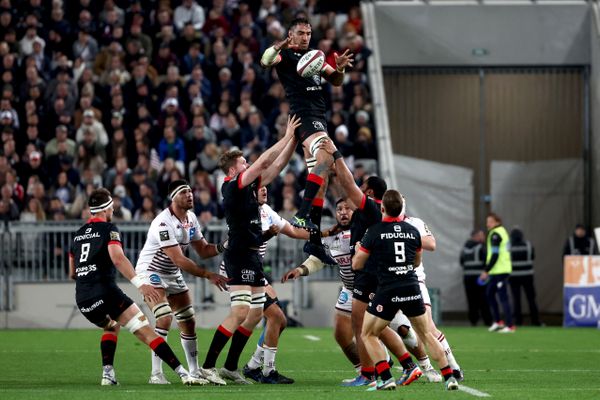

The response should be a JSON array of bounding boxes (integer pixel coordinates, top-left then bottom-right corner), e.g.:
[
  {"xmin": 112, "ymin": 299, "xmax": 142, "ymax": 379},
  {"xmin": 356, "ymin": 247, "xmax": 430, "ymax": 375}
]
[
  {"xmin": 263, "ymin": 346, "xmax": 277, "ymax": 376},
  {"xmin": 180, "ymin": 332, "xmax": 199, "ymax": 375},
  {"xmin": 247, "ymin": 344, "xmax": 264, "ymax": 370},
  {"xmin": 437, "ymin": 332, "xmax": 460, "ymax": 371}
]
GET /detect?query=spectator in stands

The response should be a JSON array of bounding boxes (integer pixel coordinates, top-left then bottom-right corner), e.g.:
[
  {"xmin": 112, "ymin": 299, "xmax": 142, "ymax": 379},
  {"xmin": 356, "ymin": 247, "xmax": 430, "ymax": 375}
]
[
  {"xmin": 45, "ymin": 125, "xmax": 76, "ymax": 159},
  {"xmin": 1, "ymin": 182, "xmax": 19, "ymax": 218},
  {"xmin": 69, "ymin": 182, "xmax": 94, "ymax": 219},
  {"xmin": 73, "ymin": 29, "xmax": 99, "ymax": 67},
  {"xmin": 19, "ymin": 197, "xmax": 46, "ymax": 222},
  {"xmin": 174, "ymin": 0, "xmax": 205, "ymax": 33},
  {"xmin": 111, "ymin": 193, "xmax": 132, "ymax": 222},
  {"xmin": 18, "ymin": 150, "xmax": 48, "ymax": 188},
  {"xmin": 4, "ymin": 168, "xmax": 24, "ymax": 209},
  {"xmin": 133, "ymin": 195, "xmax": 159, "ymax": 222},
  {"xmin": 196, "ymin": 188, "xmax": 217, "ymax": 225},
  {"xmin": 241, "ymin": 110, "xmax": 269, "ymax": 151}
]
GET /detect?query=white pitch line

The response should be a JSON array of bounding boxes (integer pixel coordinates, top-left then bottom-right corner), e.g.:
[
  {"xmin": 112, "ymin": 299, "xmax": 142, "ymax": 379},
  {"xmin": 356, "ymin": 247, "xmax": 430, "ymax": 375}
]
[
  {"xmin": 459, "ymin": 385, "xmax": 491, "ymax": 397},
  {"xmin": 303, "ymin": 335, "xmax": 321, "ymax": 341}
]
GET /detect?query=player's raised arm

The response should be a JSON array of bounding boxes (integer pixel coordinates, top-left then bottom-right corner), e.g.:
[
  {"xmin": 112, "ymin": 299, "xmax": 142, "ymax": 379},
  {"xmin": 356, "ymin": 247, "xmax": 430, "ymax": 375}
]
[
  {"xmin": 240, "ymin": 114, "xmax": 299, "ymax": 188},
  {"xmin": 260, "ymin": 37, "xmax": 291, "ymax": 68},
  {"xmin": 322, "ymin": 49, "xmax": 354, "ymax": 86}
]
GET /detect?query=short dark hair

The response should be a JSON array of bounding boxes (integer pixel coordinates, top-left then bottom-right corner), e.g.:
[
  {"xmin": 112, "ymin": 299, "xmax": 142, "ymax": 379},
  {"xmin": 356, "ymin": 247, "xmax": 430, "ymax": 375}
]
[
  {"xmin": 88, "ymin": 188, "xmax": 111, "ymax": 209},
  {"xmin": 382, "ymin": 190, "xmax": 403, "ymax": 217},
  {"xmin": 167, "ymin": 179, "xmax": 190, "ymax": 198},
  {"xmin": 487, "ymin": 212, "xmax": 502, "ymax": 225},
  {"xmin": 289, "ymin": 17, "xmax": 311, "ymax": 31},
  {"xmin": 365, "ymin": 176, "xmax": 387, "ymax": 200},
  {"xmin": 218, "ymin": 150, "xmax": 243, "ymax": 174}
]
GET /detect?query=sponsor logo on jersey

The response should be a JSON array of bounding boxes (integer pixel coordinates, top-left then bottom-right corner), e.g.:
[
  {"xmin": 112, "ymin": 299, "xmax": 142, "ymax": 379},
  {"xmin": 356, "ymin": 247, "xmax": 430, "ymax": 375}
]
[
  {"xmin": 159, "ymin": 222, "xmax": 167, "ymax": 226},
  {"xmin": 392, "ymin": 294, "xmax": 422, "ymax": 303},
  {"xmin": 306, "ymin": 85, "xmax": 322, "ymax": 91},
  {"xmin": 354, "ymin": 288, "xmax": 363, "ymax": 296},
  {"xmin": 110, "ymin": 231, "xmax": 120, "ymax": 241},
  {"xmin": 241, "ymin": 269, "xmax": 256, "ymax": 282},
  {"xmin": 189, "ymin": 227, "xmax": 196, "ymax": 238},
  {"xmin": 74, "ymin": 232, "xmax": 101, "ymax": 241},
  {"xmin": 338, "ymin": 290, "xmax": 349, "ymax": 304},
  {"xmin": 312, "ymin": 121, "xmax": 325, "ymax": 131},
  {"xmin": 76, "ymin": 264, "xmax": 97, "ymax": 276},
  {"xmin": 312, "ymin": 75, "xmax": 321, "ymax": 85},
  {"xmin": 159, "ymin": 230, "xmax": 170, "ymax": 241},
  {"xmin": 80, "ymin": 299, "xmax": 104, "ymax": 313},
  {"xmin": 149, "ymin": 274, "xmax": 162, "ymax": 284}
]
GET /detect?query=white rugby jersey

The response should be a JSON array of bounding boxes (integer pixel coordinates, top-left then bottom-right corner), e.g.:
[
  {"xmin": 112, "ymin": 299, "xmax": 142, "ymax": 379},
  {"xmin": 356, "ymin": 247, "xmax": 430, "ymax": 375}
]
[
  {"xmin": 322, "ymin": 229, "xmax": 353, "ymax": 290},
  {"xmin": 136, "ymin": 207, "xmax": 204, "ymax": 275},
  {"xmin": 404, "ymin": 216, "xmax": 433, "ymax": 282}
]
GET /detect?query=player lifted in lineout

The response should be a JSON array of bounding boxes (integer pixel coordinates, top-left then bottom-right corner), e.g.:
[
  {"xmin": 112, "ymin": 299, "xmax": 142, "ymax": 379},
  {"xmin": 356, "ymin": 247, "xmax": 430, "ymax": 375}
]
[{"xmin": 260, "ymin": 17, "xmax": 353, "ymax": 264}]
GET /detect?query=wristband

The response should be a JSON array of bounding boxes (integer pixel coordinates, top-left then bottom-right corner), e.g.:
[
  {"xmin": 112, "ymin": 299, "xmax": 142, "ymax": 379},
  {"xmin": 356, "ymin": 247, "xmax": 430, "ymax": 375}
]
[
  {"xmin": 298, "ymin": 265, "xmax": 309, "ymax": 276},
  {"xmin": 131, "ymin": 275, "xmax": 144, "ymax": 289},
  {"xmin": 333, "ymin": 150, "xmax": 343, "ymax": 161},
  {"xmin": 336, "ymin": 66, "xmax": 345, "ymax": 73},
  {"xmin": 216, "ymin": 242, "xmax": 226, "ymax": 254},
  {"xmin": 261, "ymin": 46, "xmax": 281, "ymax": 66}
]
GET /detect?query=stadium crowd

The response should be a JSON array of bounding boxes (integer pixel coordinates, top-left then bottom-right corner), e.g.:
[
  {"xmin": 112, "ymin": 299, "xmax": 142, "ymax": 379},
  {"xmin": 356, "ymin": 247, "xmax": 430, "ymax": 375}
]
[{"xmin": 0, "ymin": 0, "xmax": 377, "ymax": 225}]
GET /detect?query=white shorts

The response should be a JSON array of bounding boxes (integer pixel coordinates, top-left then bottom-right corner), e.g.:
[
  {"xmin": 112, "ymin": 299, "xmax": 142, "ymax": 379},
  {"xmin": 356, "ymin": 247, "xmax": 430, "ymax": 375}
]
[
  {"xmin": 335, "ymin": 287, "xmax": 353, "ymax": 314},
  {"xmin": 419, "ymin": 281, "xmax": 431, "ymax": 306},
  {"xmin": 138, "ymin": 270, "xmax": 188, "ymax": 296}
]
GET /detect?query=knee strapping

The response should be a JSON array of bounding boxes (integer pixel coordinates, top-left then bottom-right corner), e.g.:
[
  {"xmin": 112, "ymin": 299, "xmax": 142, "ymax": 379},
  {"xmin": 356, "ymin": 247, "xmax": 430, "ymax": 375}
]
[
  {"xmin": 230, "ymin": 290, "xmax": 252, "ymax": 307},
  {"xmin": 123, "ymin": 311, "xmax": 150, "ymax": 333},
  {"xmin": 174, "ymin": 305, "xmax": 195, "ymax": 322},
  {"xmin": 250, "ymin": 292, "xmax": 267, "ymax": 309},
  {"xmin": 308, "ymin": 134, "xmax": 329, "ymax": 158},
  {"xmin": 152, "ymin": 302, "xmax": 173, "ymax": 321}
]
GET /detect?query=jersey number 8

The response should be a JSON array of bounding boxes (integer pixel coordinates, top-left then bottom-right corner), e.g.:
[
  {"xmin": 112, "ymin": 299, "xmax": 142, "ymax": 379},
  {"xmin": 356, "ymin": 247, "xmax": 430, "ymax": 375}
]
[
  {"xmin": 80, "ymin": 243, "xmax": 90, "ymax": 263},
  {"xmin": 394, "ymin": 242, "xmax": 406, "ymax": 263}
]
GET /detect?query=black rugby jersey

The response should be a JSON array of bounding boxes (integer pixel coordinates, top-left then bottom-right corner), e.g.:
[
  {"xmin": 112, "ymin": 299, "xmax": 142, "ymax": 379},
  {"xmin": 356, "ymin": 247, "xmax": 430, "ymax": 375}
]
[
  {"xmin": 360, "ymin": 217, "xmax": 422, "ymax": 289},
  {"xmin": 350, "ymin": 195, "xmax": 382, "ymax": 274},
  {"xmin": 70, "ymin": 218, "xmax": 122, "ymax": 300},
  {"xmin": 275, "ymin": 48, "xmax": 327, "ymax": 117},
  {"xmin": 222, "ymin": 172, "xmax": 263, "ymax": 250}
]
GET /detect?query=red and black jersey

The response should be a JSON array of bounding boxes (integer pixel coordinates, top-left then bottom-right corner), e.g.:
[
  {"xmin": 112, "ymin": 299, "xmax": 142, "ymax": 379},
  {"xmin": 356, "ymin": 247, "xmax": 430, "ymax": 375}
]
[
  {"xmin": 222, "ymin": 172, "xmax": 263, "ymax": 250},
  {"xmin": 350, "ymin": 195, "xmax": 382, "ymax": 274},
  {"xmin": 275, "ymin": 48, "xmax": 327, "ymax": 117},
  {"xmin": 360, "ymin": 218, "xmax": 422, "ymax": 290},
  {"xmin": 70, "ymin": 218, "xmax": 122, "ymax": 301}
]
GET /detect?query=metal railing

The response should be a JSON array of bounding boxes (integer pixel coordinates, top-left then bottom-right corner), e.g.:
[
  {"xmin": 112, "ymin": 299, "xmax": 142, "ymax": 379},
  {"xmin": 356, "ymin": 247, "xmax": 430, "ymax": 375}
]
[{"xmin": 0, "ymin": 219, "xmax": 340, "ymax": 310}]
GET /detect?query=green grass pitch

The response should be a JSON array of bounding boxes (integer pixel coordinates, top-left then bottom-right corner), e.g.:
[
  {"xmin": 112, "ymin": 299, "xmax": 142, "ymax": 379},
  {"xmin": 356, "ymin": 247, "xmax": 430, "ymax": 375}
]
[{"xmin": 1, "ymin": 326, "xmax": 599, "ymax": 399}]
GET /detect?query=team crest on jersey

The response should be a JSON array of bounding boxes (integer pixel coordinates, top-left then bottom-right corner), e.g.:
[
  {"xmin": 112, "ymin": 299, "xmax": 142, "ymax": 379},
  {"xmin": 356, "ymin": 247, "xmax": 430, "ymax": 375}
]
[
  {"xmin": 312, "ymin": 74, "xmax": 320, "ymax": 85},
  {"xmin": 376, "ymin": 304, "xmax": 383, "ymax": 313},
  {"xmin": 149, "ymin": 274, "xmax": 162, "ymax": 284},
  {"xmin": 159, "ymin": 230, "xmax": 170, "ymax": 241},
  {"xmin": 110, "ymin": 231, "xmax": 120, "ymax": 241},
  {"xmin": 312, "ymin": 121, "xmax": 325, "ymax": 131}
]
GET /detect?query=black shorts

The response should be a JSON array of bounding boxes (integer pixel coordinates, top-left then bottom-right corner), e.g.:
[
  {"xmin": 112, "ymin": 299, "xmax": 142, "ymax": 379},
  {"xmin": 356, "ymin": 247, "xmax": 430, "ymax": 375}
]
[
  {"xmin": 353, "ymin": 271, "xmax": 378, "ymax": 303},
  {"xmin": 296, "ymin": 114, "xmax": 328, "ymax": 143},
  {"xmin": 76, "ymin": 285, "xmax": 134, "ymax": 328},
  {"xmin": 224, "ymin": 250, "xmax": 265, "ymax": 287},
  {"xmin": 367, "ymin": 284, "xmax": 425, "ymax": 321}
]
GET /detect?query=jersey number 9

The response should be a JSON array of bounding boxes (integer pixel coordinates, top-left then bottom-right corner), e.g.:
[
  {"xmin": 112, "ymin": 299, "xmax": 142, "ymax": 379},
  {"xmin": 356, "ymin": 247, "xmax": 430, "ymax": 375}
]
[{"xmin": 394, "ymin": 242, "xmax": 406, "ymax": 263}]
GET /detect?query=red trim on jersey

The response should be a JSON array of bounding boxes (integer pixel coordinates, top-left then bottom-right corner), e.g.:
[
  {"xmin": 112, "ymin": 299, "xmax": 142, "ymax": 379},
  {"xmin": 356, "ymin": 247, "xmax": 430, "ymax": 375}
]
[
  {"xmin": 101, "ymin": 333, "xmax": 118, "ymax": 343},
  {"xmin": 237, "ymin": 326, "xmax": 252, "ymax": 337},
  {"xmin": 149, "ymin": 337, "xmax": 165, "ymax": 350},
  {"xmin": 87, "ymin": 217, "xmax": 105, "ymax": 223},
  {"xmin": 237, "ymin": 171, "xmax": 245, "ymax": 189},
  {"xmin": 218, "ymin": 325, "xmax": 233, "ymax": 337},
  {"xmin": 307, "ymin": 173, "xmax": 324, "ymax": 185},
  {"xmin": 358, "ymin": 245, "xmax": 370, "ymax": 254},
  {"xmin": 224, "ymin": 176, "xmax": 232, "ymax": 182},
  {"xmin": 374, "ymin": 198, "xmax": 382, "ymax": 204},
  {"xmin": 399, "ymin": 352, "xmax": 411, "ymax": 362},
  {"xmin": 108, "ymin": 240, "xmax": 122, "ymax": 247},
  {"xmin": 382, "ymin": 216, "xmax": 402, "ymax": 222},
  {"xmin": 312, "ymin": 198, "xmax": 324, "ymax": 207},
  {"xmin": 358, "ymin": 194, "xmax": 367, "ymax": 210},
  {"xmin": 375, "ymin": 361, "xmax": 391, "ymax": 375}
]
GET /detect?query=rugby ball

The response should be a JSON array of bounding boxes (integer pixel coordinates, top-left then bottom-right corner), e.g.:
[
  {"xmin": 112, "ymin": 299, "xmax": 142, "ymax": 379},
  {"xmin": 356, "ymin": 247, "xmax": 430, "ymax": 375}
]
[{"xmin": 296, "ymin": 49, "xmax": 325, "ymax": 78}]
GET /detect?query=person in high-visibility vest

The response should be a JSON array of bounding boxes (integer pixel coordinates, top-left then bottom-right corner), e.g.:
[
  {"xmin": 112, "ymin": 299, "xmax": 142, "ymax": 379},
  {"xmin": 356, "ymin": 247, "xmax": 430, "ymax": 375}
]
[
  {"xmin": 459, "ymin": 229, "xmax": 492, "ymax": 326},
  {"xmin": 509, "ymin": 228, "xmax": 541, "ymax": 326},
  {"xmin": 479, "ymin": 213, "xmax": 514, "ymax": 333},
  {"xmin": 562, "ymin": 224, "xmax": 599, "ymax": 256}
]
